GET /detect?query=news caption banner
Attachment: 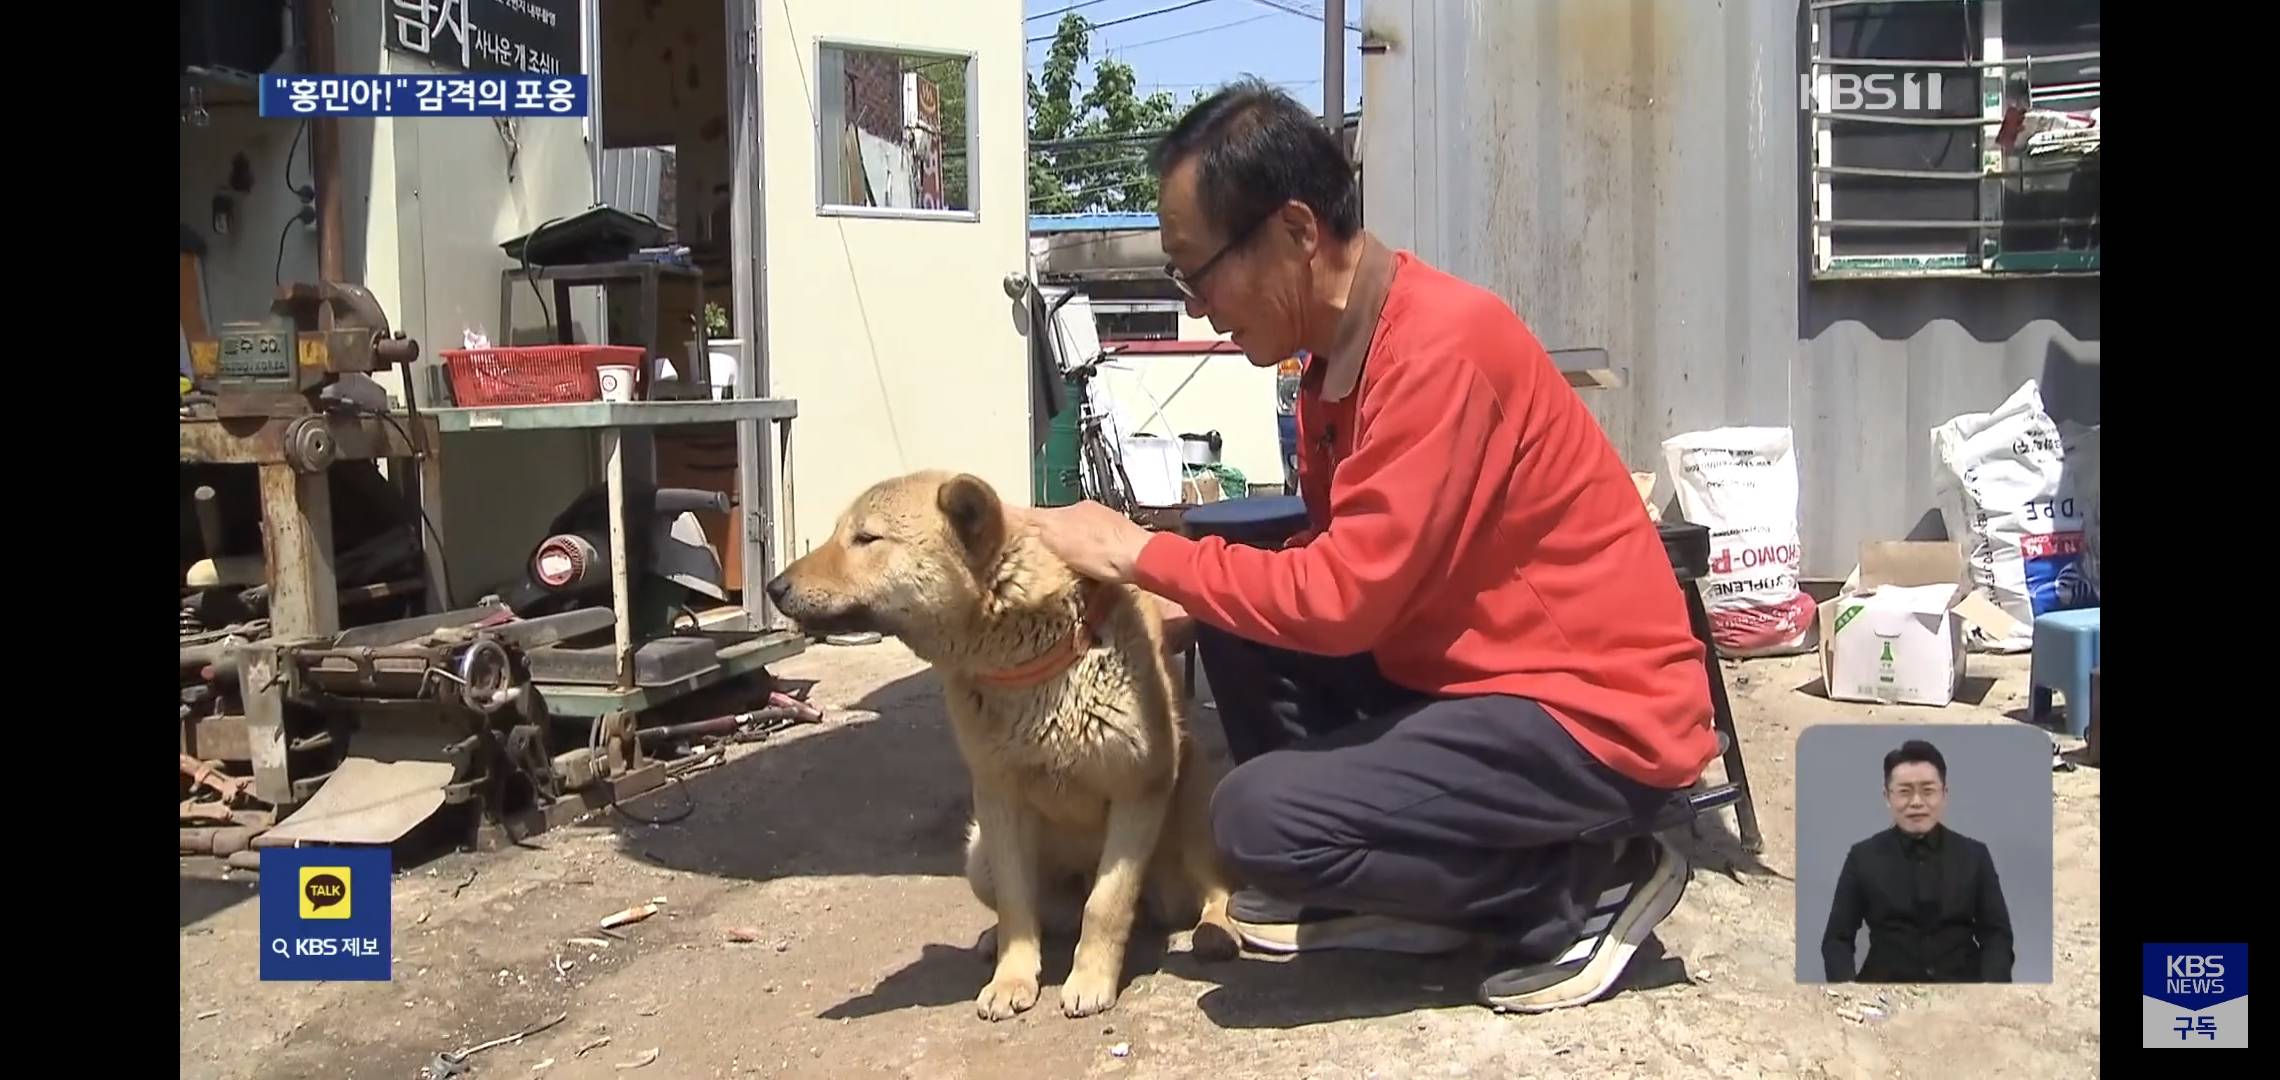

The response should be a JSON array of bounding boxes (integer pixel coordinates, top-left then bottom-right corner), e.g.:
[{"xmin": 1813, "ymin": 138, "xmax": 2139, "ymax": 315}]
[
  {"xmin": 259, "ymin": 846, "xmax": 393, "ymax": 981},
  {"xmin": 2143, "ymin": 943, "xmax": 2247, "ymax": 1048},
  {"xmin": 259, "ymin": 74, "xmax": 589, "ymax": 118}
]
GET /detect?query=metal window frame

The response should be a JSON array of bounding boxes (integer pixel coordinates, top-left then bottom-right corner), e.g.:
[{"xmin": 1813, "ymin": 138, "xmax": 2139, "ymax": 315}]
[
  {"xmin": 1805, "ymin": 0, "xmax": 2101, "ymax": 280},
  {"xmin": 813, "ymin": 37, "xmax": 981, "ymax": 223}
]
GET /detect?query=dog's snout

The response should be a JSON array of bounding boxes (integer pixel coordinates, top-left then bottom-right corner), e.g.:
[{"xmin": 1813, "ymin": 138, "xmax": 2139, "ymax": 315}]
[{"xmin": 764, "ymin": 573, "xmax": 793, "ymax": 606}]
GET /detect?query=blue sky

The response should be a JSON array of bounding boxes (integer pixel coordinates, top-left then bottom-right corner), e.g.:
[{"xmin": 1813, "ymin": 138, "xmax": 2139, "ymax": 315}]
[{"xmin": 1022, "ymin": 0, "xmax": 1363, "ymax": 117}]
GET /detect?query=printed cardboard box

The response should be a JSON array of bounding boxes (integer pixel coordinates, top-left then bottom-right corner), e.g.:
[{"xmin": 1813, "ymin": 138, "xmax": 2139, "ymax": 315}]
[{"xmin": 1818, "ymin": 541, "xmax": 2021, "ymax": 706}]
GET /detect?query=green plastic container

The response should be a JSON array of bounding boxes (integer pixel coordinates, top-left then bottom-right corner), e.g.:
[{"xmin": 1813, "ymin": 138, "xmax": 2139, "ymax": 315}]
[{"xmin": 1034, "ymin": 370, "xmax": 1085, "ymax": 506}]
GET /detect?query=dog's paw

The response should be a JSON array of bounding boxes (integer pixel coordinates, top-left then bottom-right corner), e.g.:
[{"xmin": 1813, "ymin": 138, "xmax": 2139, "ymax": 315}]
[
  {"xmin": 975, "ymin": 973, "xmax": 1040, "ymax": 1021},
  {"xmin": 1059, "ymin": 968, "xmax": 1120, "ymax": 1018},
  {"xmin": 1189, "ymin": 917, "xmax": 1240, "ymax": 962}
]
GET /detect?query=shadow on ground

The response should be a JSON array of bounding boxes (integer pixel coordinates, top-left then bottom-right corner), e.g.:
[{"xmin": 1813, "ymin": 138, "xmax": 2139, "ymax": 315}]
[
  {"xmin": 820, "ymin": 927, "xmax": 1175, "ymax": 1021},
  {"xmin": 1791, "ymin": 674, "xmax": 2001, "ymax": 708},
  {"xmin": 613, "ymin": 667, "xmax": 972, "ymax": 883},
  {"xmin": 181, "ymin": 870, "xmax": 260, "ymax": 929},
  {"xmin": 813, "ymin": 921, "xmax": 1695, "ymax": 1030}
]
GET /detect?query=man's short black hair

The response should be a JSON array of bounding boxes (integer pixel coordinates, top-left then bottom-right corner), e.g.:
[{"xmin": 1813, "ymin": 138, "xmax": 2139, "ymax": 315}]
[
  {"xmin": 1148, "ymin": 77, "xmax": 1360, "ymax": 242},
  {"xmin": 1883, "ymin": 740, "xmax": 1948, "ymax": 784}
]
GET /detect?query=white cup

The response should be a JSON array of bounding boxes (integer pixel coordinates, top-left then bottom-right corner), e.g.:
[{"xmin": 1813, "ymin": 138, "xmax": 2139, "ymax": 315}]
[{"xmin": 597, "ymin": 364, "xmax": 638, "ymax": 403}]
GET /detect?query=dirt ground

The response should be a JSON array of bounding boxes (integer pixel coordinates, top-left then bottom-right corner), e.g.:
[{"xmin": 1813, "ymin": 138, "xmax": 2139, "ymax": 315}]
[{"xmin": 180, "ymin": 643, "xmax": 2101, "ymax": 1080}]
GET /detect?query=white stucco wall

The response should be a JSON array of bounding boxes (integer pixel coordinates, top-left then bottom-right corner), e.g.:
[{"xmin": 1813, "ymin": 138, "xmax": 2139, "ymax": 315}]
[{"xmin": 760, "ymin": 0, "xmax": 1032, "ymax": 556}]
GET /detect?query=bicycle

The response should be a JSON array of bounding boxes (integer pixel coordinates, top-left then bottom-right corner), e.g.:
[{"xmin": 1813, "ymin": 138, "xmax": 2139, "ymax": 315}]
[{"xmin": 1064, "ymin": 349, "xmax": 1139, "ymax": 516}]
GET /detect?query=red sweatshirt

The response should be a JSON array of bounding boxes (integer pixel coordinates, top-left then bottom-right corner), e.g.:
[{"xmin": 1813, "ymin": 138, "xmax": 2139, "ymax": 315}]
[{"xmin": 1134, "ymin": 238, "xmax": 1718, "ymax": 789}]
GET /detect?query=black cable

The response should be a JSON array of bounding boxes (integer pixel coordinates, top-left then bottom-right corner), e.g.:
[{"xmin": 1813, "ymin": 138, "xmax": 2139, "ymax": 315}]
[
  {"xmin": 1027, "ymin": 0, "xmax": 1116, "ymax": 22},
  {"xmin": 519, "ymin": 216, "xmax": 562, "ymax": 342},
  {"xmin": 1026, "ymin": 0, "xmax": 1219, "ymax": 43},
  {"xmin": 284, "ymin": 120, "xmax": 307, "ymax": 193},
  {"xmin": 272, "ymin": 215, "xmax": 299, "ymax": 286},
  {"xmin": 370, "ymin": 409, "xmax": 456, "ymax": 605},
  {"xmin": 609, "ymin": 775, "xmax": 697, "ymax": 826}
]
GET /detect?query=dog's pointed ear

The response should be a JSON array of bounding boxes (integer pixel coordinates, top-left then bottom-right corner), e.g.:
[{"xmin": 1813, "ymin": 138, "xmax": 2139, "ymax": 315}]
[{"xmin": 937, "ymin": 473, "xmax": 1007, "ymax": 565}]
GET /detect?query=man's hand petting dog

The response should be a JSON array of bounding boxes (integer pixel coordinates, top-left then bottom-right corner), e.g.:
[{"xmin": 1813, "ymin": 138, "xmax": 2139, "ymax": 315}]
[{"xmin": 1020, "ymin": 501, "xmax": 1152, "ymax": 585}]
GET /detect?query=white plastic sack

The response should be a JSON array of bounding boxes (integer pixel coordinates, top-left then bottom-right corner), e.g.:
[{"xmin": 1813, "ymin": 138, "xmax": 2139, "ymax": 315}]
[
  {"xmin": 1662, "ymin": 427, "xmax": 1817, "ymax": 656},
  {"xmin": 1931, "ymin": 380, "xmax": 2098, "ymax": 652}
]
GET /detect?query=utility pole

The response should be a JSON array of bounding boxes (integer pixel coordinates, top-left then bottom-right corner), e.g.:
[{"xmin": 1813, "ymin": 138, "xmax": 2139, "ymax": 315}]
[{"xmin": 1322, "ymin": 0, "xmax": 1344, "ymax": 140}]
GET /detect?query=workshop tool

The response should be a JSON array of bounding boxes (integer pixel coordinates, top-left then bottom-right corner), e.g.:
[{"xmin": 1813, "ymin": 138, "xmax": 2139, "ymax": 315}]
[
  {"xmin": 188, "ymin": 281, "xmax": 419, "ymax": 421},
  {"xmin": 239, "ymin": 615, "xmax": 583, "ymax": 847},
  {"xmin": 634, "ymin": 706, "xmax": 814, "ymax": 751}
]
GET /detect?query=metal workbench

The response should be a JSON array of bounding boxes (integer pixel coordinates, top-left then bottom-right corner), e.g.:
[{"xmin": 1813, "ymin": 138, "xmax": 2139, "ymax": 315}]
[
  {"xmin": 425, "ymin": 398, "xmax": 803, "ymax": 707},
  {"xmin": 179, "ymin": 411, "xmax": 448, "ymax": 638}
]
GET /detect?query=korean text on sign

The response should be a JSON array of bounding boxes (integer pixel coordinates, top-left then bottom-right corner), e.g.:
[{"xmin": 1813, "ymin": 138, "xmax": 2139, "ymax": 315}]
[
  {"xmin": 259, "ymin": 846, "xmax": 393, "ymax": 982},
  {"xmin": 260, "ymin": 75, "xmax": 588, "ymax": 118}
]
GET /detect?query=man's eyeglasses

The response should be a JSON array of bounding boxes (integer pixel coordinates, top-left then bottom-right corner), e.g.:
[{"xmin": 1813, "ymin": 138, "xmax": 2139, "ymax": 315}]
[{"xmin": 1165, "ymin": 209, "xmax": 1278, "ymax": 302}]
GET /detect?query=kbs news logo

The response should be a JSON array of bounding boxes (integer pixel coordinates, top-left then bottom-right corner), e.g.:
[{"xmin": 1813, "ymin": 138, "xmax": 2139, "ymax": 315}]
[{"xmin": 1800, "ymin": 72, "xmax": 1949, "ymax": 112}]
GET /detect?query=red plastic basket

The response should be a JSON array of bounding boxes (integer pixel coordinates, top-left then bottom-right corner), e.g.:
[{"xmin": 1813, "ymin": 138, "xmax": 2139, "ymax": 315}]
[{"xmin": 439, "ymin": 345, "xmax": 647, "ymax": 407}]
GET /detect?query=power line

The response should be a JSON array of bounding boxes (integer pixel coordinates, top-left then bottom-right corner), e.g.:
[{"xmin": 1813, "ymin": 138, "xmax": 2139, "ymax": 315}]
[
  {"xmin": 1027, "ymin": 0, "xmax": 1224, "ymax": 44},
  {"xmin": 1109, "ymin": 11, "xmax": 1277, "ymax": 51},
  {"xmin": 1027, "ymin": 0, "xmax": 1118, "ymax": 23},
  {"xmin": 1145, "ymin": 77, "xmax": 1319, "ymax": 89},
  {"xmin": 1031, "ymin": 151, "xmax": 1155, "ymax": 177},
  {"xmin": 1030, "ymin": 175, "xmax": 1155, "ymax": 206},
  {"xmin": 1243, "ymin": 0, "xmax": 1360, "ymax": 34},
  {"xmin": 1032, "ymin": 128, "xmax": 1172, "ymax": 151}
]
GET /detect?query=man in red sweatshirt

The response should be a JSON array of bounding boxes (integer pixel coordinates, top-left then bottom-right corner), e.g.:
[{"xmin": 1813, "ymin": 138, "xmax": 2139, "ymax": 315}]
[{"xmin": 1027, "ymin": 81, "xmax": 1719, "ymax": 1013}]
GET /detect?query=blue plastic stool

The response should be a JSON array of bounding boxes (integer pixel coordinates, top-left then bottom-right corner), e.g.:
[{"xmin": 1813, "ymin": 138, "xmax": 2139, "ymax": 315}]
[
  {"xmin": 2030, "ymin": 608, "xmax": 2101, "ymax": 736},
  {"xmin": 1181, "ymin": 495, "xmax": 1311, "ymax": 548}
]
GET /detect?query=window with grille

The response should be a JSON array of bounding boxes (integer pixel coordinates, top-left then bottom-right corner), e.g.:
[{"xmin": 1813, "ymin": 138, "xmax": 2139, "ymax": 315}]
[{"xmin": 1806, "ymin": 0, "xmax": 2099, "ymax": 278}]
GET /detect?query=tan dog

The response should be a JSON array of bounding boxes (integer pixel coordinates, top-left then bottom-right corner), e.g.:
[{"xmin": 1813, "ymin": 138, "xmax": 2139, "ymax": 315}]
[{"xmin": 765, "ymin": 471, "xmax": 1237, "ymax": 1020}]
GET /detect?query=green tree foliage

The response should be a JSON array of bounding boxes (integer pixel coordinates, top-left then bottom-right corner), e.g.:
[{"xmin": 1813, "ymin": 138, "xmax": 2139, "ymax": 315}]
[{"xmin": 1027, "ymin": 15, "xmax": 1186, "ymax": 215}]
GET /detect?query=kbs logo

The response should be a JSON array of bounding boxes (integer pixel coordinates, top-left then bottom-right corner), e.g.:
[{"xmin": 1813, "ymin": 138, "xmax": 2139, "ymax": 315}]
[
  {"xmin": 2165, "ymin": 954, "xmax": 2227, "ymax": 995},
  {"xmin": 2142, "ymin": 943, "xmax": 2248, "ymax": 1049},
  {"xmin": 1801, "ymin": 72, "xmax": 1948, "ymax": 112}
]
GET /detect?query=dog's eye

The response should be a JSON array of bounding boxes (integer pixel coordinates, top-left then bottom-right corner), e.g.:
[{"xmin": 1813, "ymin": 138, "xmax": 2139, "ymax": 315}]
[{"xmin": 851, "ymin": 531, "xmax": 881, "ymax": 547}]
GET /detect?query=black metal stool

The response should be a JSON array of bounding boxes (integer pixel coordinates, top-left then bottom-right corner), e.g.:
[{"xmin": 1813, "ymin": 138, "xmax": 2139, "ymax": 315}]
[{"xmin": 1651, "ymin": 520, "xmax": 1764, "ymax": 853}]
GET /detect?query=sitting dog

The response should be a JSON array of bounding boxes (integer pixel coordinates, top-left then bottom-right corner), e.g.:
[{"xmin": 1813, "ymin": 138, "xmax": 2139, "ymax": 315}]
[{"xmin": 766, "ymin": 471, "xmax": 1237, "ymax": 1020}]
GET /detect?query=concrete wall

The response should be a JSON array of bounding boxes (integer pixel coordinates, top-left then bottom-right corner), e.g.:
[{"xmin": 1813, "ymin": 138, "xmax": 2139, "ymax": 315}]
[
  {"xmin": 761, "ymin": 0, "xmax": 1032, "ymax": 555},
  {"xmin": 1359, "ymin": 0, "xmax": 2099, "ymax": 578},
  {"xmin": 179, "ymin": 0, "xmax": 602, "ymax": 602}
]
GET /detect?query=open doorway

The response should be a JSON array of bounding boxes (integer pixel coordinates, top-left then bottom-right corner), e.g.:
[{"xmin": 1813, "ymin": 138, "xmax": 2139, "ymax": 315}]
[{"xmin": 595, "ymin": 0, "xmax": 750, "ymax": 610}]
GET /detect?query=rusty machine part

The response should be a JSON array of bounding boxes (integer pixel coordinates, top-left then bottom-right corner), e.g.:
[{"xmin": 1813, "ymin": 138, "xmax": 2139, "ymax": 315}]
[
  {"xmin": 282, "ymin": 415, "xmax": 340, "ymax": 473},
  {"xmin": 188, "ymin": 281, "xmax": 422, "ymax": 420},
  {"xmin": 246, "ymin": 625, "xmax": 566, "ymax": 839}
]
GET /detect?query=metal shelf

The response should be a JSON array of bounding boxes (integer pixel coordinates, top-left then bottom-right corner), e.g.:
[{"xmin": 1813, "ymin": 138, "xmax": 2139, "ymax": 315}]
[
  {"xmin": 424, "ymin": 396, "xmax": 802, "ymax": 688},
  {"xmin": 424, "ymin": 398, "xmax": 798, "ymax": 433},
  {"xmin": 540, "ymin": 630, "xmax": 809, "ymax": 718}
]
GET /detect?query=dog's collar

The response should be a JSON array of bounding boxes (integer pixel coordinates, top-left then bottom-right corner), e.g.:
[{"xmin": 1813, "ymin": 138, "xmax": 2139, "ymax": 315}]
[{"xmin": 971, "ymin": 584, "xmax": 1122, "ymax": 690}]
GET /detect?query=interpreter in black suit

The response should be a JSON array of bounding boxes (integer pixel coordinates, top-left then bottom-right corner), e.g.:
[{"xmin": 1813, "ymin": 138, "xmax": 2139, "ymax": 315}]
[{"xmin": 1820, "ymin": 740, "xmax": 2015, "ymax": 983}]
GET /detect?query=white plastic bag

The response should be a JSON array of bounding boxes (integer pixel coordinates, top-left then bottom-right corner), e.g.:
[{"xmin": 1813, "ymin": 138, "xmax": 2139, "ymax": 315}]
[
  {"xmin": 1931, "ymin": 380, "xmax": 2097, "ymax": 652},
  {"xmin": 1662, "ymin": 427, "xmax": 1817, "ymax": 656}
]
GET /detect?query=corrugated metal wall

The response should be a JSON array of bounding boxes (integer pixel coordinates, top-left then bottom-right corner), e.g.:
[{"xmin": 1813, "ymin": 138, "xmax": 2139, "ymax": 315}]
[{"xmin": 1360, "ymin": 0, "xmax": 2099, "ymax": 578}]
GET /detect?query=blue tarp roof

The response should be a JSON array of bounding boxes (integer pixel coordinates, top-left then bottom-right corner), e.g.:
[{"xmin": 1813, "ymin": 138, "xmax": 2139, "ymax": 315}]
[{"xmin": 1029, "ymin": 212, "xmax": 1159, "ymax": 234}]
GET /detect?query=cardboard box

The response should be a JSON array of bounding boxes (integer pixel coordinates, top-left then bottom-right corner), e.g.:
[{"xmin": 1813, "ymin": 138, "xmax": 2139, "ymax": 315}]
[
  {"xmin": 1817, "ymin": 542, "xmax": 2020, "ymax": 706},
  {"xmin": 1180, "ymin": 471, "xmax": 1224, "ymax": 505}
]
